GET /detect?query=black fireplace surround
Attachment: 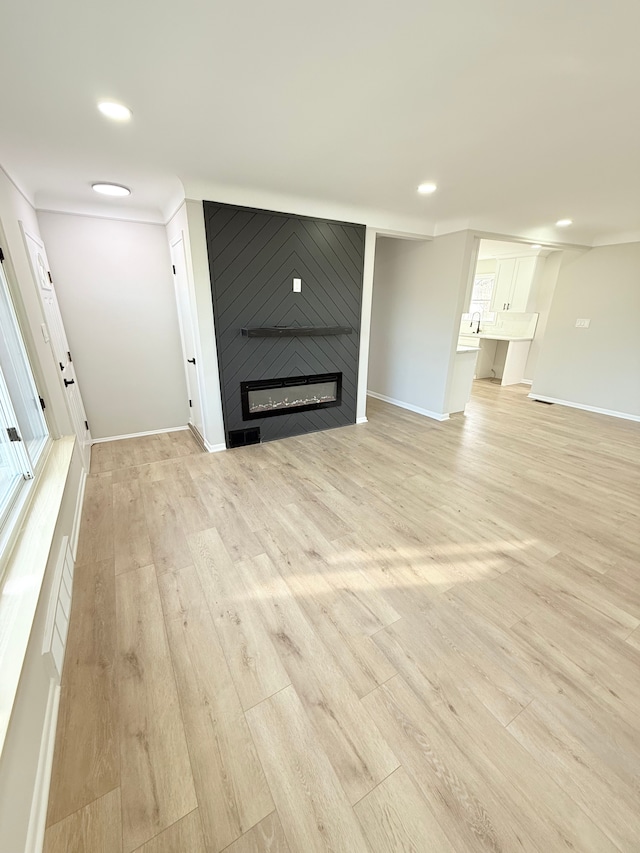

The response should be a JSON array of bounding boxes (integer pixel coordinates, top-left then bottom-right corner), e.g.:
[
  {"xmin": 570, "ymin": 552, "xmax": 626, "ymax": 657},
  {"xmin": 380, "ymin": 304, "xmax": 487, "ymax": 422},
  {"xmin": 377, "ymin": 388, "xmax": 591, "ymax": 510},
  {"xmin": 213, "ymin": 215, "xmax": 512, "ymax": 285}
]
[{"xmin": 204, "ymin": 200, "xmax": 365, "ymax": 446}]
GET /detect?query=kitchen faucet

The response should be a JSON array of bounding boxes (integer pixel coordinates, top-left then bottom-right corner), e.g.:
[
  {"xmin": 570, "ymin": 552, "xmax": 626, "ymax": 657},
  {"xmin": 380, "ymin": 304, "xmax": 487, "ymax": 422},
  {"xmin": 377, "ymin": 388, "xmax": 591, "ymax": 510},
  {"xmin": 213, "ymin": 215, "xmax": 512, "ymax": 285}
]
[{"xmin": 470, "ymin": 311, "xmax": 482, "ymax": 334}]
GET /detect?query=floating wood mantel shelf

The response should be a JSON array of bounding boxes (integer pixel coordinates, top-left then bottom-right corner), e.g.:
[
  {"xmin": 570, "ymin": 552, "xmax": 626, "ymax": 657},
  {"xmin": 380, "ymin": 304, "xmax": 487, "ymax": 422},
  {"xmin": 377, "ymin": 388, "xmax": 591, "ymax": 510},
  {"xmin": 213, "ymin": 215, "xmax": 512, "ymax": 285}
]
[{"xmin": 241, "ymin": 326, "xmax": 353, "ymax": 338}]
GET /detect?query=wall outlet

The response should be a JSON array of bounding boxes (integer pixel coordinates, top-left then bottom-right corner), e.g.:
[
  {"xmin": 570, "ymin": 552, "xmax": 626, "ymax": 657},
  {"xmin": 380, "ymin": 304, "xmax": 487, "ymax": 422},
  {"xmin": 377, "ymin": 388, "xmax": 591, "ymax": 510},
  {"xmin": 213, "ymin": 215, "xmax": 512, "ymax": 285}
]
[
  {"xmin": 575, "ymin": 318, "xmax": 591, "ymax": 328},
  {"xmin": 293, "ymin": 278, "xmax": 301, "ymax": 292}
]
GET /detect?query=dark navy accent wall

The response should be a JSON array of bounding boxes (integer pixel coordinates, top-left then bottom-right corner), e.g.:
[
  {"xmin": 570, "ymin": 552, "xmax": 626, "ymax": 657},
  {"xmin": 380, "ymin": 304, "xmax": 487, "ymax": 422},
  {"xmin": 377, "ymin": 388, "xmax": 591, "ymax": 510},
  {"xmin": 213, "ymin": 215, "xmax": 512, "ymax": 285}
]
[{"xmin": 203, "ymin": 201, "xmax": 365, "ymax": 445}]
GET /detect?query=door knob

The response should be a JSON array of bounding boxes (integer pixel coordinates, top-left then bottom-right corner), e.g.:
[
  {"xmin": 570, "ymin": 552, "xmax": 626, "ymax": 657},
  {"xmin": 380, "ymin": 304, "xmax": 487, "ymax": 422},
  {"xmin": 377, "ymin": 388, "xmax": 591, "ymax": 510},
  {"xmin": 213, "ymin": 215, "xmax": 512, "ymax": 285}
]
[
  {"xmin": 64, "ymin": 378, "xmax": 75, "ymax": 387},
  {"xmin": 187, "ymin": 358, "xmax": 196, "ymax": 364}
]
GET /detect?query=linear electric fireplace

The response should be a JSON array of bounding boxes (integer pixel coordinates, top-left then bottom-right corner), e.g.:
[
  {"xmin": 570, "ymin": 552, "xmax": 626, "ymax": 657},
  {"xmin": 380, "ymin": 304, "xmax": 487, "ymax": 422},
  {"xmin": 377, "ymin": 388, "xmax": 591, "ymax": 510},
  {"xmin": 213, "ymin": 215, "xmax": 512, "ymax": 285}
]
[{"xmin": 241, "ymin": 373, "xmax": 342, "ymax": 420}]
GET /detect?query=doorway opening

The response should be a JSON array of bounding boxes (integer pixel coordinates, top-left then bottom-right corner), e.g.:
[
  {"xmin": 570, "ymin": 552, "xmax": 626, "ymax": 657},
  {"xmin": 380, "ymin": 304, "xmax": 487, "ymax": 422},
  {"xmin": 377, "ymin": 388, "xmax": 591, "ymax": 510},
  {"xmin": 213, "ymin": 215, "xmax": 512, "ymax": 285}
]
[{"xmin": 459, "ymin": 238, "xmax": 561, "ymax": 390}]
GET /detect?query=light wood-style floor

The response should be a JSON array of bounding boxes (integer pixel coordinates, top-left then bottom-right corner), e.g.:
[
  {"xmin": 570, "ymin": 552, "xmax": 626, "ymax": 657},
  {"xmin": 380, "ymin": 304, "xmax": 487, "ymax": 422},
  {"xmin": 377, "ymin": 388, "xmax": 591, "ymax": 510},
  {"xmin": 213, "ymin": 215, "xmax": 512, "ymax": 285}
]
[{"xmin": 44, "ymin": 382, "xmax": 640, "ymax": 852}]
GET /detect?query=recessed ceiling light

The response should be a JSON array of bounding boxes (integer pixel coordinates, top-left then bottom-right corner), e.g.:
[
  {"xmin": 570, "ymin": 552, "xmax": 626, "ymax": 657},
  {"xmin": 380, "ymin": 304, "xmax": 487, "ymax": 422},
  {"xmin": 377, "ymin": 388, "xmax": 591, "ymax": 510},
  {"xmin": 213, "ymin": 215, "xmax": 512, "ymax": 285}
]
[
  {"xmin": 97, "ymin": 101, "xmax": 132, "ymax": 121},
  {"xmin": 417, "ymin": 182, "xmax": 437, "ymax": 195},
  {"xmin": 530, "ymin": 244, "xmax": 542, "ymax": 249},
  {"xmin": 92, "ymin": 182, "xmax": 131, "ymax": 197},
  {"xmin": 555, "ymin": 218, "xmax": 572, "ymax": 227}
]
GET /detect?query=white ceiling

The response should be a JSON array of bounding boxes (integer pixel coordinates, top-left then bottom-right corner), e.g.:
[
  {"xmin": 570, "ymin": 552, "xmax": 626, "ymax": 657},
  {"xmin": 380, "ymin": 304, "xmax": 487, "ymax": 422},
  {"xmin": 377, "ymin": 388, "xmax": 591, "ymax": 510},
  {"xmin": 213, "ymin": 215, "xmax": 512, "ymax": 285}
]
[{"xmin": 2, "ymin": 0, "xmax": 640, "ymax": 244}]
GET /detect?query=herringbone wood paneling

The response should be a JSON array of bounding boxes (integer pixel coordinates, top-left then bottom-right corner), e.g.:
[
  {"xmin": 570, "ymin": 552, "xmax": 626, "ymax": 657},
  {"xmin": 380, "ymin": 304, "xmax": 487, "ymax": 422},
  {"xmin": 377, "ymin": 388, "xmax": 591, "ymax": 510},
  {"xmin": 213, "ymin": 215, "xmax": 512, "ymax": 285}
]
[{"xmin": 204, "ymin": 202, "xmax": 365, "ymax": 444}]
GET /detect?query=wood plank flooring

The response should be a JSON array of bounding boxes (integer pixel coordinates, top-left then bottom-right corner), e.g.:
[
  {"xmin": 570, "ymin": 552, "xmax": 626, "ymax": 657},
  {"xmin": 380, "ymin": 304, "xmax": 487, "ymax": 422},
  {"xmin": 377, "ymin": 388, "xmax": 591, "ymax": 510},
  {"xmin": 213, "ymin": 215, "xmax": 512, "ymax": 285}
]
[{"xmin": 44, "ymin": 386, "xmax": 640, "ymax": 852}]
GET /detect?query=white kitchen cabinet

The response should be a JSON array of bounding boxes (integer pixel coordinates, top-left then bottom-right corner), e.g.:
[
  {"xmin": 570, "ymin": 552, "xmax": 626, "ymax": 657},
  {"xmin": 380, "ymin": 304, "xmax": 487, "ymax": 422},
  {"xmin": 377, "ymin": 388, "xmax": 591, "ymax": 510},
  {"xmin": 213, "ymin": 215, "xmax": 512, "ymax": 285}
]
[
  {"xmin": 510, "ymin": 257, "xmax": 537, "ymax": 311},
  {"xmin": 491, "ymin": 258, "xmax": 516, "ymax": 312},
  {"xmin": 490, "ymin": 255, "xmax": 537, "ymax": 312}
]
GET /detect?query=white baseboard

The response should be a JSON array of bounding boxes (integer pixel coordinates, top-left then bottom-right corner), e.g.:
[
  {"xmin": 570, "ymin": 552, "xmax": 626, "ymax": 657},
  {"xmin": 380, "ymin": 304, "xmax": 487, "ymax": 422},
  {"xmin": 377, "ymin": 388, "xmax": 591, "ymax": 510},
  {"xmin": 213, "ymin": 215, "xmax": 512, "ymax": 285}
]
[
  {"xmin": 194, "ymin": 417, "xmax": 225, "ymax": 454},
  {"xmin": 25, "ymin": 679, "xmax": 61, "ymax": 853},
  {"xmin": 520, "ymin": 378, "xmax": 533, "ymax": 386},
  {"xmin": 528, "ymin": 393, "xmax": 640, "ymax": 423},
  {"xmin": 187, "ymin": 423, "xmax": 207, "ymax": 452},
  {"xmin": 91, "ymin": 425, "xmax": 189, "ymax": 444},
  {"xmin": 356, "ymin": 416, "xmax": 368, "ymax": 424},
  {"xmin": 70, "ymin": 469, "xmax": 87, "ymax": 561},
  {"xmin": 204, "ymin": 441, "xmax": 226, "ymax": 453},
  {"xmin": 367, "ymin": 391, "xmax": 449, "ymax": 421}
]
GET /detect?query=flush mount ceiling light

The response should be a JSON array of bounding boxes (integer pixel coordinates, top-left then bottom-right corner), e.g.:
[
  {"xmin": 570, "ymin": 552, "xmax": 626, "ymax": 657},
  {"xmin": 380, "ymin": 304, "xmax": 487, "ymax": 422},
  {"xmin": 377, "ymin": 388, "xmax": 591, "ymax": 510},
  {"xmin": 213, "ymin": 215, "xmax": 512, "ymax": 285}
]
[
  {"xmin": 555, "ymin": 218, "xmax": 573, "ymax": 227},
  {"xmin": 417, "ymin": 182, "xmax": 437, "ymax": 194},
  {"xmin": 92, "ymin": 182, "xmax": 131, "ymax": 197},
  {"xmin": 97, "ymin": 101, "xmax": 132, "ymax": 121}
]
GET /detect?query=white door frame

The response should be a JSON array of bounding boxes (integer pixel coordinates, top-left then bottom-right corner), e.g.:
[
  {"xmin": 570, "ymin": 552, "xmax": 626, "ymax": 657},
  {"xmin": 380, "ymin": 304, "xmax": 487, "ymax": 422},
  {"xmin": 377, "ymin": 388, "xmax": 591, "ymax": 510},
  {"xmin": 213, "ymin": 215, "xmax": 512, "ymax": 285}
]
[
  {"xmin": 20, "ymin": 225, "xmax": 92, "ymax": 470},
  {"xmin": 170, "ymin": 232, "xmax": 206, "ymax": 444}
]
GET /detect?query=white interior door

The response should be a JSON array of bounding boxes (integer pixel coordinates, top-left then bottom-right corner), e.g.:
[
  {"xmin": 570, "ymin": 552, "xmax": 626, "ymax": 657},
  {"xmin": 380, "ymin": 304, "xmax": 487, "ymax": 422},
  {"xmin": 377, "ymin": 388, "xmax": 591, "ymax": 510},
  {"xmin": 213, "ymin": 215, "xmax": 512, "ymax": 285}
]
[
  {"xmin": 21, "ymin": 227, "xmax": 92, "ymax": 469},
  {"xmin": 170, "ymin": 233, "xmax": 204, "ymax": 442}
]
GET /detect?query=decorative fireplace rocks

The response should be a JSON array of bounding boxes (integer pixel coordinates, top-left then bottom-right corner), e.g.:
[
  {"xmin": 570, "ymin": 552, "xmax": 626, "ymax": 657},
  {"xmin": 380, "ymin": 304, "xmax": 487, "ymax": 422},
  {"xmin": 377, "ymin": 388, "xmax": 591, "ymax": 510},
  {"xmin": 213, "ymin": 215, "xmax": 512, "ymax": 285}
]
[
  {"xmin": 204, "ymin": 201, "xmax": 365, "ymax": 446},
  {"xmin": 241, "ymin": 373, "xmax": 342, "ymax": 420}
]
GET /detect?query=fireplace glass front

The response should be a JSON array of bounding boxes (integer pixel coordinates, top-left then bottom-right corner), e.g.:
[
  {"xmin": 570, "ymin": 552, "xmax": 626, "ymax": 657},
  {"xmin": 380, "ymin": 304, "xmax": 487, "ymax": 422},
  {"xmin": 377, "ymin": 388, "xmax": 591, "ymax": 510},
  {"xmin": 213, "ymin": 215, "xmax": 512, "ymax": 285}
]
[{"xmin": 241, "ymin": 373, "xmax": 342, "ymax": 420}]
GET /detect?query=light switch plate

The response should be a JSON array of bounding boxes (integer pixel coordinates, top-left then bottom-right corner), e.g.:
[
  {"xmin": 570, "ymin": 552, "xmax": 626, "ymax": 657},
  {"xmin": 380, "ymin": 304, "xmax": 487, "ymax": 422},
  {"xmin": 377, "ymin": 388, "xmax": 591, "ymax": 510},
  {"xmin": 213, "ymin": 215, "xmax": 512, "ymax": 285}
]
[
  {"xmin": 293, "ymin": 278, "xmax": 301, "ymax": 292},
  {"xmin": 575, "ymin": 318, "xmax": 591, "ymax": 328}
]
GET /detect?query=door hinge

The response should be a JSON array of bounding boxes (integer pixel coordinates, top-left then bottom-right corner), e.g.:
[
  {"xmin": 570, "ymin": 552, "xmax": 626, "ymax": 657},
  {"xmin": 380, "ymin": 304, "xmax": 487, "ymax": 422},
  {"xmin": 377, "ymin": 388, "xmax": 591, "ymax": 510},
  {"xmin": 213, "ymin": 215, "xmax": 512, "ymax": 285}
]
[
  {"xmin": 7, "ymin": 426, "xmax": 21, "ymax": 442},
  {"xmin": 85, "ymin": 420, "xmax": 89, "ymax": 430},
  {"xmin": 189, "ymin": 399, "xmax": 193, "ymax": 408},
  {"xmin": 48, "ymin": 271, "xmax": 53, "ymax": 283},
  {"xmin": 0, "ymin": 247, "xmax": 4, "ymax": 263},
  {"xmin": 59, "ymin": 361, "xmax": 65, "ymax": 371},
  {"xmin": 39, "ymin": 396, "xmax": 46, "ymax": 410},
  {"xmin": 68, "ymin": 350, "xmax": 72, "ymax": 362},
  {"xmin": 172, "ymin": 264, "xmax": 176, "ymax": 274}
]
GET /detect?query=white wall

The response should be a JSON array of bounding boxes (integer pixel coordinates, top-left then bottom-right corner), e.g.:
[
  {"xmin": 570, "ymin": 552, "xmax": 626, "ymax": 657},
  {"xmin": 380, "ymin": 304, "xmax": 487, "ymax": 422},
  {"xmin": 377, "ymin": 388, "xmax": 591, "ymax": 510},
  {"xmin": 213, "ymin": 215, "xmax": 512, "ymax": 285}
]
[
  {"xmin": 165, "ymin": 201, "xmax": 226, "ymax": 450},
  {"xmin": 532, "ymin": 242, "xmax": 640, "ymax": 417},
  {"xmin": 523, "ymin": 251, "xmax": 562, "ymax": 382},
  {"xmin": 368, "ymin": 231, "xmax": 476, "ymax": 418},
  {"xmin": 356, "ymin": 227, "xmax": 377, "ymax": 423},
  {"xmin": 38, "ymin": 212, "xmax": 189, "ymax": 439},
  {"xmin": 184, "ymin": 201, "xmax": 227, "ymax": 449}
]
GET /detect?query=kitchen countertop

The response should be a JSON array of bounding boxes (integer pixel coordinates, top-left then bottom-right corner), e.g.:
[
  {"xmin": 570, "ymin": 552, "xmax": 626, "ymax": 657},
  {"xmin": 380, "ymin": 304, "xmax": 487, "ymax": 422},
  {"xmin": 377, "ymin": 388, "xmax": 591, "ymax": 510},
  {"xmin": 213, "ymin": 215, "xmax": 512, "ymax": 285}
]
[{"xmin": 460, "ymin": 333, "xmax": 534, "ymax": 342}]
